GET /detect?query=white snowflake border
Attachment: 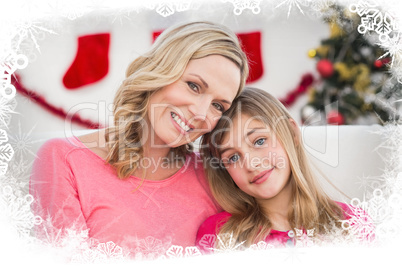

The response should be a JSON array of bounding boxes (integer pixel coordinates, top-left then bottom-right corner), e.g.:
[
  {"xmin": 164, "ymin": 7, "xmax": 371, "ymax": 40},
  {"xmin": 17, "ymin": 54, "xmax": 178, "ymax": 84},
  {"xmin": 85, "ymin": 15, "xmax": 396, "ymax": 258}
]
[
  {"xmin": 1, "ymin": 0, "xmax": 402, "ymax": 264},
  {"xmin": 349, "ymin": 0, "xmax": 402, "ymax": 80}
]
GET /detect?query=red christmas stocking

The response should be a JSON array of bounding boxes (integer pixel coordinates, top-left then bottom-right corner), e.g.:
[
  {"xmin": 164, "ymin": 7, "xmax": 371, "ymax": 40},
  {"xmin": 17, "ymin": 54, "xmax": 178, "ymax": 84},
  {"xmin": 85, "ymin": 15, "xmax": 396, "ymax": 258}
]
[
  {"xmin": 237, "ymin": 32, "xmax": 263, "ymax": 83},
  {"xmin": 152, "ymin": 30, "xmax": 263, "ymax": 83},
  {"xmin": 63, "ymin": 33, "xmax": 110, "ymax": 89}
]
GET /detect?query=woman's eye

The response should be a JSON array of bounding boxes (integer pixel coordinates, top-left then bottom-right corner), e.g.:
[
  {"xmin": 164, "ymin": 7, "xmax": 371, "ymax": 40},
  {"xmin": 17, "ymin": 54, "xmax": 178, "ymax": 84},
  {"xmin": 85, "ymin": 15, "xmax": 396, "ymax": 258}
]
[
  {"xmin": 212, "ymin": 102, "xmax": 224, "ymax": 112},
  {"xmin": 254, "ymin": 138, "xmax": 266, "ymax": 147},
  {"xmin": 187, "ymin": 82, "xmax": 200, "ymax": 93}
]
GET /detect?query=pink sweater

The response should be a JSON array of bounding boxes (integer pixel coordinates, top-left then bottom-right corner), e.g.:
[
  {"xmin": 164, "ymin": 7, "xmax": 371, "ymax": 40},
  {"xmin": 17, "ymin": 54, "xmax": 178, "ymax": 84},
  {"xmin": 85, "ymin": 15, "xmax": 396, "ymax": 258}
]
[
  {"xmin": 30, "ymin": 136, "xmax": 220, "ymax": 253},
  {"xmin": 196, "ymin": 202, "xmax": 375, "ymax": 253}
]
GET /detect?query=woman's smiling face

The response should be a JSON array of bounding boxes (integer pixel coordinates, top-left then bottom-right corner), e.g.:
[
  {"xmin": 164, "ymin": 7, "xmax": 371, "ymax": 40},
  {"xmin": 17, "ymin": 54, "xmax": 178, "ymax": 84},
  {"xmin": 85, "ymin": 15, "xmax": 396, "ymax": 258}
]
[{"xmin": 147, "ymin": 55, "xmax": 241, "ymax": 148}]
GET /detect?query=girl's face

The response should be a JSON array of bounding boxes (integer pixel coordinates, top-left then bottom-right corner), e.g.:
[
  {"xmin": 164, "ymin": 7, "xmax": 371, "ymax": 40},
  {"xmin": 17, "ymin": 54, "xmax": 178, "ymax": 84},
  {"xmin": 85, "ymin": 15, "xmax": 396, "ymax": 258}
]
[
  {"xmin": 148, "ymin": 55, "xmax": 241, "ymax": 148},
  {"xmin": 219, "ymin": 113, "xmax": 292, "ymax": 202}
]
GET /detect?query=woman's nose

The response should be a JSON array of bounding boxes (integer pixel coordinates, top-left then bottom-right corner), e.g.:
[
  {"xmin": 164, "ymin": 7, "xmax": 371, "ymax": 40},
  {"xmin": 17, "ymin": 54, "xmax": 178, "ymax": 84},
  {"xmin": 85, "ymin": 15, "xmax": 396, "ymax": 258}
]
[{"xmin": 188, "ymin": 99, "xmax": 209, "ymax": 121}]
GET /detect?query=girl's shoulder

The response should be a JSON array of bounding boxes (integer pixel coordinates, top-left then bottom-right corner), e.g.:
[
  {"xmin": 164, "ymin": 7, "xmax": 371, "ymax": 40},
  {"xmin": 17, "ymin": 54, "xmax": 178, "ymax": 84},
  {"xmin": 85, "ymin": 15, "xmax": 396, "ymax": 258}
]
[
  {"xmin": 196, "ymin": 211, "xmax": 231, "ymax": 253},
  {"xmin": 334, "ymin": 201, "xmax": 376, "ymax": 241},
  {"xmin": 200, "ymin": 211, "xmax": 232, "ymax": 229},
  {"xmin": 196, "ymin": 211, "xmax": 231, "ymax": 237},
  {"xmin": 335, "ymin": 201, "xmax": 366, "ymax": 220}
]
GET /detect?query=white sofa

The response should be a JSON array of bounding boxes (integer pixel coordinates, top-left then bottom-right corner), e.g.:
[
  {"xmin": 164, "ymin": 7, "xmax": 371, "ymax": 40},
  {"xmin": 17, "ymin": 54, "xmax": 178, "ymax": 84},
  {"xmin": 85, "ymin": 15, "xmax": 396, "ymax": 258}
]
[{"xmin": 29, "ymin": 125, "xmax": 387, "ymax": 202}]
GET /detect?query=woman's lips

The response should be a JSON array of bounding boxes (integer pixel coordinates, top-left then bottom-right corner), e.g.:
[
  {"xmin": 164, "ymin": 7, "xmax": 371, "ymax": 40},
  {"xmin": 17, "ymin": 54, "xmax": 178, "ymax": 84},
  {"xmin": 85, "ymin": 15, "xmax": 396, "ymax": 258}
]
[
  {"xmin": 251, "ymin": 168, "xmax": 274, "ymax": 184},
  {"xmin": 170, "ymin": 112, "xmax": 195, "ymax": 134}
]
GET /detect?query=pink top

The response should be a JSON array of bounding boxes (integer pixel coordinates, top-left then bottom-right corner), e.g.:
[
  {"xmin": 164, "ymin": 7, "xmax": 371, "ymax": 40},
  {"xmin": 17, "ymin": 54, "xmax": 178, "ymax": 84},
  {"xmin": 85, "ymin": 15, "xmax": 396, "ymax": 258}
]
[
  {"xmin": 196, "ymin": 202, "xmax": 374, "ymax": 253},
  {"xmin": 30, "ymin": 136, "xmax": 220, "ymax": 254}
]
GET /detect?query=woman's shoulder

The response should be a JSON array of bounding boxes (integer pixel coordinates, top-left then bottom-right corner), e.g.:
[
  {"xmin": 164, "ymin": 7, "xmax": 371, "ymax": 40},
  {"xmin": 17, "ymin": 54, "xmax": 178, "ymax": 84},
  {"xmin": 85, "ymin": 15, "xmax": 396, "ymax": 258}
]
[
  {"xmin": 37, "ymin": 136, "xmax": 79, "ymax": 156},
  {"xmin": 186, "ymin": 151, "xmax": 203, "ymax": 168},
  {"xmin": 75, "ymin": 129, "xmax": 109, "ymax": 160},
  {"xmin": 36, "ymin": 130, "xmax": 106, "ymax": 161}
]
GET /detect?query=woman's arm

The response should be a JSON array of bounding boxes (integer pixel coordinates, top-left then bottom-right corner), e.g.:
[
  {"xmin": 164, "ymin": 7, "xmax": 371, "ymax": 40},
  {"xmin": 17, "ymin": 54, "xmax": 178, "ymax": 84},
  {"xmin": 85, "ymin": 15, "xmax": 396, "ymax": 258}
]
[{"xmin": 30, "ymin": 138, "xmax": 88, "ymax": 238}]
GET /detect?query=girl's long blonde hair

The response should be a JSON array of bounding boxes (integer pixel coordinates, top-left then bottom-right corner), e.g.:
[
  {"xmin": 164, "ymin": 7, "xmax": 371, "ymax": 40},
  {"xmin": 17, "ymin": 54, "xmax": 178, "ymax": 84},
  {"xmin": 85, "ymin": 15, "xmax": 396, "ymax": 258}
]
[
  {"xmin": 201, "ymin": 87, "xmax": 345, "ymax": 247},
  {"xmin": 106, "ymin": 21, "xmax": 249, "ymax": 179}
]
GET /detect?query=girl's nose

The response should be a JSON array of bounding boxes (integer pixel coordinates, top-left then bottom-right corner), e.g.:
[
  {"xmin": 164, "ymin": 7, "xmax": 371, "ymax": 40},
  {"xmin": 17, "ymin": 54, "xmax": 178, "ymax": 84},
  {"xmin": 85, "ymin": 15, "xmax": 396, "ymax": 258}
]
[{"xmin": 245, "ymin": 153, "xmax": 261, "ymax": 171}]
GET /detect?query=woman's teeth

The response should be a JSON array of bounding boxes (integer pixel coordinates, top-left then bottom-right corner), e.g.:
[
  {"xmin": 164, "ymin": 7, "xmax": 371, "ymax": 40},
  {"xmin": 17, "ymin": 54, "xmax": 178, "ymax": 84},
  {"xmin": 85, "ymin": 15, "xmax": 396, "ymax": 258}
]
[{"xmin": 171, "ymin": 113, "xmax": 191, "ymax": 132}]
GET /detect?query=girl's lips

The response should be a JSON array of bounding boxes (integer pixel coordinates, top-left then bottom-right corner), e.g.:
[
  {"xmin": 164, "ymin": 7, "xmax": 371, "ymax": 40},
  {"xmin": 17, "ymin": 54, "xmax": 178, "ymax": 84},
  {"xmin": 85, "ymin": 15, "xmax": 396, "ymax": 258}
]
[{"xmin": 251, "ymin": 168, "xmax": 274, "ymax": 184}]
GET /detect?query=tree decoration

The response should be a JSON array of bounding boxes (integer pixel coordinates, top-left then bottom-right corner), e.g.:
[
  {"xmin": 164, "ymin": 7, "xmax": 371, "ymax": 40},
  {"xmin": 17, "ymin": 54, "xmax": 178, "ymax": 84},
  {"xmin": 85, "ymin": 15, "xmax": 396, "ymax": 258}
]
[
  {"xmin": 317, "ymin": 59, "xmax": 334, "ymax": 78},
  {"xmin": 301, "ymin": 4, "xmax": 401, "ymax": 125},
  {"xmin": 327, "ymin": 110, "xmax": 345, "ymax": 125}
]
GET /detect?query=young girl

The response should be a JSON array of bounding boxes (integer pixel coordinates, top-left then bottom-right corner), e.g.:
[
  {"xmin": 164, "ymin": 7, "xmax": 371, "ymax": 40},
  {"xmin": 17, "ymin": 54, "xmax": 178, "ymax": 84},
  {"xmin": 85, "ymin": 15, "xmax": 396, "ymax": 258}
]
[{"xmin": 197, "ymin": 87, "xmax": 373, "ymax": 252}]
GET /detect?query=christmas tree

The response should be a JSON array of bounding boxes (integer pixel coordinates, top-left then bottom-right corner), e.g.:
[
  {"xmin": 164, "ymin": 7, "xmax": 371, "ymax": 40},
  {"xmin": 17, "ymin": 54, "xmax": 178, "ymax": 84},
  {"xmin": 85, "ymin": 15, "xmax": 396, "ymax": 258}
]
[{"xmin": 301, "ymin": 5, "xmax": 401, "ymax": 125}]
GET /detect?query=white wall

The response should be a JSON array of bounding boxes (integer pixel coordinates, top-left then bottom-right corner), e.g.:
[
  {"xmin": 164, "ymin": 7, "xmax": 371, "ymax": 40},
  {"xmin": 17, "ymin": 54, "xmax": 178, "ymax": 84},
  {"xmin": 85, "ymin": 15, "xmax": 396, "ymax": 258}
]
[{"xmin": 10, "ymin": 4, "xmax": 329, "ymax": 136}]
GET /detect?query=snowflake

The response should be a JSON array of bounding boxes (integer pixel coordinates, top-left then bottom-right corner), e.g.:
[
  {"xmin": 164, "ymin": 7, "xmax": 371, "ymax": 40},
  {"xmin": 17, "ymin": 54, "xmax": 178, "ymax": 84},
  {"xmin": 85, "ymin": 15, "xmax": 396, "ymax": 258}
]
[
  {"xmin": 213, "ymin": 233, "xmax": 245, "ymax": 253},
  {"xmin": 8, "ymin": 121, "xmax": 37, "ymax": 161},
  {"xmin": 0, "ymin": 143, "xmax": 14, "ymax": 162},
  {"xmin": 0, "ymin": 161, "xmax": 8, "ymax": 175},
  {"xmin": 294, "ymin": 228, "xmax": 315, "ymax": 247},
  {"xmin": 1, "ymin": 52, "xmax": 28, "ymax": 99},
  {"xmin": 223, "ymin": 0, "xmax": 262, "ymax": 15},
  {"xmin": 367, "ymin": 189, "xmax": 391, "ymax": 224},
  {"xmin": 12, "ymin": 20, "xmax": 56, "ymax": 54},
  {"xmin": 72, "ymin": 247, "xmax": 106, "ymax": 263},
  {"xmin": 0, "ymin": 172, "xmax": 29, "ymax": 196},
  {"xmin": 156, "ymin": 2, "xmax": 175, "ymax": 17},
  {"xmin": 165, "ymin": 245, "xmax": 184, "ymax": 258},
  {"xmin": 106, "ymin": 9, "xmax": 137, "ymax": 26},
  {"xmin": 134, "ymin": 236, "xmax": 166, "ymax": 260},
  {"xmin": 183, "ymin": 246, "xmax": 202, "ymax": 257},
  {"xmin": 341, "ymin": 198, "xmax": 377, "ymax": 241},
  {"xmin": 0, "ymin": 129, "xmax": 8, "ymax": 143},
  {"xmin": 148, "ymin": 1, "xmax": 201, "ymax": 17},
  {"xmin": 377, "ymin": 33, "xmax": 402, "ymax": 67},
  {"xmin": 275, "ymin": 0, "xmax": 310, "ymax": 18},
  {"xmin": 248, "ymin": 240, "xmax": 274, "ymax": 251},
  {"xmin": 175, "ymin": 1, "xmax": 192, "ymax": 12},
  {"xmin": 198, "ymin": 234, "xmax": 216, "ymax": 251},
  {"xmin": 71, "ymin": 240, "xmax": 126, "ymax": 263},
  {"xmin": 48, "ymin": 0, "xmax": 87, "ymax": 20},
  {"xmin": 355, "ymin": 174, "xmax": 381, "ymax": 193},
  {"xmin": 96, "ymin": 241, "xmax": 124, "ymax": 259},
  {"xmin": 349, "ymin": 1, "xmax": 397, "ymax": 43},
  {"xmin": 0, "ymin": 185, "xmax": 42, "ymax": 237},
  {"xmin": 14, "ymin": 34, "xmax": 42, "ymax": 64},
  {"xmin": 0, "ymin": 95, "xmax": 17, "ymax": 128},
  {"xmin": 165, "ymin": 245, "xmax": 201, "ymax": 258}
]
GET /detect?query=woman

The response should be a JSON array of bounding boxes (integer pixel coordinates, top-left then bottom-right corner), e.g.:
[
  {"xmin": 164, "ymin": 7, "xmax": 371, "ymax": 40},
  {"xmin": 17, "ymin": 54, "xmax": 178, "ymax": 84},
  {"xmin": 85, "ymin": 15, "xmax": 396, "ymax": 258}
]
[{"xmin": 30, "ymin": 21, "xmax": 249, "ymax": 256}]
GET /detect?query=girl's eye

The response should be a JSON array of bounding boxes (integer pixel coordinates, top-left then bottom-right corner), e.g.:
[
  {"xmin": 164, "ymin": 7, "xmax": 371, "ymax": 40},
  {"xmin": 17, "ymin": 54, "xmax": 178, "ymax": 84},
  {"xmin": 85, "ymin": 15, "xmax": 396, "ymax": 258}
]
[
  {"xmin": 187, "ymin": 82, "xmax": 200, "ymax": 93},
  {"xmin": 212, "ymin": 102, "xmax": 224, "ymax": 112},
  {"xmin": 254, "ymin": 138, "xmax": 266, "ymax": 147},
  {"xmin": 228, "ymin": 154, "xmax": 240, "ymax": 164}
]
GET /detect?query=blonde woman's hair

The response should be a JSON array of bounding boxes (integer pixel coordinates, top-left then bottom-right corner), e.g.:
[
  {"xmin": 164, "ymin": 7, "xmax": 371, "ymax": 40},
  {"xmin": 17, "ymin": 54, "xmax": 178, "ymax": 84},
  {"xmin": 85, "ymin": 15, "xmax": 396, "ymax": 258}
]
[
  {"xmin": 105, "ymin": 21, "xmax": 249, "ymax": 179},
  {"xmin": 201, "ymin": 87, "xmax": 345, "ymax": 247}
]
